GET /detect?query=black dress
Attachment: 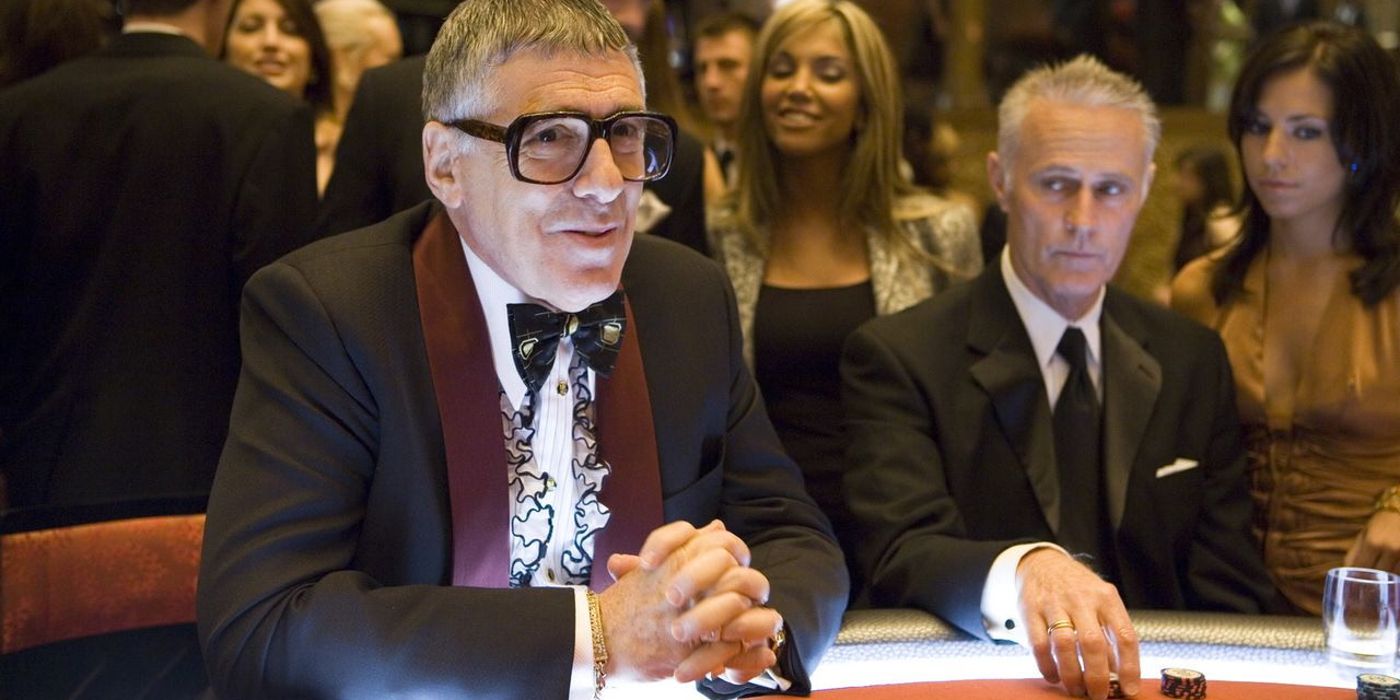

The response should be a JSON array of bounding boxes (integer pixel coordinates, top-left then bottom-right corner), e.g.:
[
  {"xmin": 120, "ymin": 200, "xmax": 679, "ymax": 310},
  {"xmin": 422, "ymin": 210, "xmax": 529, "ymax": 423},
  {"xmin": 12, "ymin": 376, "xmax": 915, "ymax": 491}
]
[{"xmin": 753, "ymin": 280, "xmax": 875, "ymax": 598}]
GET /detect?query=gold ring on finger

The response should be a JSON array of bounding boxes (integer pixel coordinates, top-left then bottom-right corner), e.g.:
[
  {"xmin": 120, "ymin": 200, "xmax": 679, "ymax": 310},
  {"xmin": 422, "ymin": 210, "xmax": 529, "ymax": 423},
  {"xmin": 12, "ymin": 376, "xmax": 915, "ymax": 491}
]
[{"xmin": 1046, "ymin": 619, "xmax": 1076, "ymax": 635}]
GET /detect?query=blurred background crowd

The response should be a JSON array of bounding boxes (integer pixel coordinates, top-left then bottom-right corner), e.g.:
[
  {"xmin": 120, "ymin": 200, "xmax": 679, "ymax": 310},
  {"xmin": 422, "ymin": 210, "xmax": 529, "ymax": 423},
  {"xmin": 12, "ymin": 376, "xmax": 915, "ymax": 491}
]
[{"xmin": 6, "ymin": 0, "xmax": 1395, "ymax": 300}]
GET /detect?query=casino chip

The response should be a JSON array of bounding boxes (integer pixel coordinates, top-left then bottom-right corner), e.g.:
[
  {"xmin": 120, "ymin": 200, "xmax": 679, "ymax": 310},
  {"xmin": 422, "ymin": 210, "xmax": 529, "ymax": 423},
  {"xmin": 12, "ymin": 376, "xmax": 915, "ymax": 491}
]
[
  {"xmin": 1358, "ymin": 672, "xmax": 1400, "ymax": 700},
  {"xmin": 1107, "ymin": 671, "xmax": 1125, "ymax": 699},
  {"xmin": 1160, "ymin": 667, "xmax": 1207, "ymax": 699}
]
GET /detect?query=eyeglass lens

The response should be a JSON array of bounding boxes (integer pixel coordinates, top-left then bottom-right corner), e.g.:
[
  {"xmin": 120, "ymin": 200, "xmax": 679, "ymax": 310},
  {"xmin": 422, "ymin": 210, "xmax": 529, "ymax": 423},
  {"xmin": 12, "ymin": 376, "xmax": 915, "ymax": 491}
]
[{"xmin": 516, "ymin": 115, "xmax": 671, "ymax": 183}]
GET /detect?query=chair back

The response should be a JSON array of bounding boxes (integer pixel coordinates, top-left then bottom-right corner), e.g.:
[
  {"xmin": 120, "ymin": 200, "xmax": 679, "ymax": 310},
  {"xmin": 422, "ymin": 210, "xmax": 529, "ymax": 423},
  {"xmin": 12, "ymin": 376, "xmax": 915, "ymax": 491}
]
[{"xmin": 0, "ymin": 502, "xmax": 205, "ymax": 654}]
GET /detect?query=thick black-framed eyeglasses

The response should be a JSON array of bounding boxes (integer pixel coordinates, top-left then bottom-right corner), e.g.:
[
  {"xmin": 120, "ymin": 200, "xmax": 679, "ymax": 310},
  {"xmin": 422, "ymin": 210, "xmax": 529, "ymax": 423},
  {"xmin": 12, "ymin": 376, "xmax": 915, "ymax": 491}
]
[{"xmin": 448, "ymin": 110, "xmax": 677, "ymax": 185}]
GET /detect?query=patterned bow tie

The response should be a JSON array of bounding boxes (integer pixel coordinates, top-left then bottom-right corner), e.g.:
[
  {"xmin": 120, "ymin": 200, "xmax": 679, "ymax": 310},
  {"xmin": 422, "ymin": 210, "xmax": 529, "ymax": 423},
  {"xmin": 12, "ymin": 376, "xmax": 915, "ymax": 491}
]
[{"xmin": 506, "ymin": 290, "xmax": 627, "ymax": 394}]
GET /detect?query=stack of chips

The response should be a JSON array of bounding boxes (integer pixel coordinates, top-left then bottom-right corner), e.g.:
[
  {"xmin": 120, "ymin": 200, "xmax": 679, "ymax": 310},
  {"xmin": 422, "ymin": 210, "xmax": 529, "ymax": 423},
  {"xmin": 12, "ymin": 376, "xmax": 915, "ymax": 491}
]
[
  {"xmin": 1358, "ymin": 673, "xmax": 1400, "ymax": 700},
  {"xmin": 1107, "ymin": 672, "xmax": 1126, "ymax": 699},
  {"xmin": 1160, "ymin": 667, "xmax": 1207, "ymax": 699}
]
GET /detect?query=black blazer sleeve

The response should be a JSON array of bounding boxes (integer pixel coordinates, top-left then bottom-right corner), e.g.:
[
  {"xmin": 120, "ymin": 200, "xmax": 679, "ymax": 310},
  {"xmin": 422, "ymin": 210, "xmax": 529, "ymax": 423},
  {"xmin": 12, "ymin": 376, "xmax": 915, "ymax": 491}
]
[
  {"xmin": 231, "ymin": 103, "xmax": 320, "ymax": 288},
  {"xmin": 622, "ymin": 238, "xmax": 847, "ymax": 696},
  {"xmin": 710, "ymin": 260, "xmax": 847, "ymax": 696},
  {"xmin": 841, "ymin": 321, "xmax": 1030, "ymax": 639},
  {"xmin": 316, "ymin": 57, "xmax": 430, "ymax": 237},
  {"xmin": 643, "ymin": 128, "xmax": 709, "ymax": 256},
  {"xmin": 198, "ymin": 260, "xmax": 576, "ymax": 699}
]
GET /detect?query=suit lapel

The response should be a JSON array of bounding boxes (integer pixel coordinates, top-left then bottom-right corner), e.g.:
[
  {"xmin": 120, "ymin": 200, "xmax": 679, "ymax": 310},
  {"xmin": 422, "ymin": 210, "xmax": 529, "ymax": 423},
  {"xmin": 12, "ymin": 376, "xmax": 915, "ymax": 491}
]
[
  {"xmin": 967, "ymin": 269, "xmax": 1060, "ymax": 534},
  {"xmin": 1101, "ymin": 295, "xmax": 1162, "ymax": 529},
  {"xmin": 412, "ymin": 210, "xmax": 512, "ymax": 588},
  {"xmin": 590, "ymin": 299, "xmax": 663, "ymax": 590}
]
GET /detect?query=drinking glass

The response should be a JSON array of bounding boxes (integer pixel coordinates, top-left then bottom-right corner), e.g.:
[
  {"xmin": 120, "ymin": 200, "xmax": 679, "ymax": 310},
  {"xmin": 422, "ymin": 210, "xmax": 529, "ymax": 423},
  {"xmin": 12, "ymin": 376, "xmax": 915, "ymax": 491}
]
[{"xmin": 1324, "ymin": 566, "xmax": 1400, "ymax": 679}]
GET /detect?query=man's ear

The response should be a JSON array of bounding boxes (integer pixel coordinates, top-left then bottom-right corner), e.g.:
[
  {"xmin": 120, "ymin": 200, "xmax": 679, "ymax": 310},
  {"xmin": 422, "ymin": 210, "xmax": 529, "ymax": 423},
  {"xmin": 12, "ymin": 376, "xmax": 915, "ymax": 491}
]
[
  {"xmin": 987, "ymin": 151, "xmax": 1010, "ymax": 213},
  {"xmin": 1141, "ymin": 161, "xmax": 1157, "ymax": 204},
  {"xmin": 423, "ymin": 121, "xmax": 464, "ymax": 209}
]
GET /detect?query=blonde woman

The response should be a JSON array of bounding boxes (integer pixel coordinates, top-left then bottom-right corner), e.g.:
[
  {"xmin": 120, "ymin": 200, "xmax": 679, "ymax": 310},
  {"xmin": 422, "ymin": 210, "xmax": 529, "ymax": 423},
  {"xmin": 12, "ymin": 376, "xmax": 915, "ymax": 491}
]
[{"xmin": 707, "ymin": 0, "xmax": 980, "ymax": 592}]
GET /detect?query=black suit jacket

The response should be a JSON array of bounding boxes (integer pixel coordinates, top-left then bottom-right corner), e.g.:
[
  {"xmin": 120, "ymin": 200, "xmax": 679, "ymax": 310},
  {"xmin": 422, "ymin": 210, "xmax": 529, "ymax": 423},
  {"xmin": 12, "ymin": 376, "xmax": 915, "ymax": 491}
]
[
  {"xmin": 841, "ymin": 264, "xmax": 1274, "ymax": 639},
  {"xmin": 197, "ymin": 202, "xmax": 847, "ymax": 698},
  {"xmin": 316, "ymin": 55, "xmax": 711, "ymax": 255},
  {"xmin": 0, "ymin": 32, "xmax": 319, "ymax": 507}
]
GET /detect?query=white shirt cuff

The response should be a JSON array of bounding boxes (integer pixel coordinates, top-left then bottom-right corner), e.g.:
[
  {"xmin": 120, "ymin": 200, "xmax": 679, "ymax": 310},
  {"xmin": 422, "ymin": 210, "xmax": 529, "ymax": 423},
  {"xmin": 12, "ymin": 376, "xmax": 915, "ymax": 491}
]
[
  {"xmin": 745, "ymin": 664, "xmax": 792, "ymax": 692},
  {"xmin": 980, "ymin": 542, "xmax": 1067, "ymax": 645},
  {"xmin": 570, "ymin": 586, "xmax": 595, "ymax": 700}
]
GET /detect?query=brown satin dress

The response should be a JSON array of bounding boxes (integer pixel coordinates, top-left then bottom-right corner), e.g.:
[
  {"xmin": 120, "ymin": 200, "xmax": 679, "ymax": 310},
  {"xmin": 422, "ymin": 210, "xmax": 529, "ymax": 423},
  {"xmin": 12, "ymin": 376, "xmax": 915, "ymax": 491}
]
[{"xmin": 1174, "ymin": 254, "xmax": 1400, "ymax": 614}]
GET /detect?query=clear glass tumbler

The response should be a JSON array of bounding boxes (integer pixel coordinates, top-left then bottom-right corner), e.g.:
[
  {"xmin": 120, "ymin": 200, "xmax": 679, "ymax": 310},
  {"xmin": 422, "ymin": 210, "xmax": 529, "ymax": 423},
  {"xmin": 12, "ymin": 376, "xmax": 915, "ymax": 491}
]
[{"xmin": 1324, "ymin": 566, "xmax": 1400, "ymax": 679}]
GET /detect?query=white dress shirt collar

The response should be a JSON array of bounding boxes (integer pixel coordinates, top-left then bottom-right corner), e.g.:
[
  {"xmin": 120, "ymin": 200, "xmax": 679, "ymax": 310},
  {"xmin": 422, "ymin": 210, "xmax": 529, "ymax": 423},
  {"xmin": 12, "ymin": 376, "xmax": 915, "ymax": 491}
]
[
  {"xmin": 121, "ymin": 22, "xmax": 185, "ymax": 35},
  {"xmin": 459, "ymin": 238, "xmax": 532, "ymax": 408},
  {"xmin": 999, "ymin": 246, "xmax": 1104, "ymax": 375}
]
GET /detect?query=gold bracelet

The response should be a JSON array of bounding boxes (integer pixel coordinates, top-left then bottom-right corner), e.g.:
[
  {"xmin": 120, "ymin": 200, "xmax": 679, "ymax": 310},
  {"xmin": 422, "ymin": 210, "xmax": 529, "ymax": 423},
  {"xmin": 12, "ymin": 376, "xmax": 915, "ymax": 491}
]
[
  {"xmin": 585, "ymin": 589, "xmax": 607, "ymax": 699},
  {"xmin": 1375, "ymin": 486, "xmax": 1400, "ymax": 515}
]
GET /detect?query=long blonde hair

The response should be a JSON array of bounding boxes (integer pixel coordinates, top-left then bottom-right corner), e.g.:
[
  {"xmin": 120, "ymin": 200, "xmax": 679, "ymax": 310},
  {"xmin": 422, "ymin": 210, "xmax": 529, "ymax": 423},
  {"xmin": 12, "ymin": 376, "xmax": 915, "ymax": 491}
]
[{"xmin": 728, "ymin": 0, "xmax": 913, "ymax": 251}]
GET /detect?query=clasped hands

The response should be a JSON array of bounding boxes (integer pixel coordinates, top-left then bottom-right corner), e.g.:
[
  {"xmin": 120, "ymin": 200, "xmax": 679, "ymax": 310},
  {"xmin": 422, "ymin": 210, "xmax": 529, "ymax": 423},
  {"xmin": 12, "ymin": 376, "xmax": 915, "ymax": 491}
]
[
  {"xmin": 1017, "ymin": 548, "xmax": 1141, "ymax": 699},
  {"xmin": 598, "ymin": 519, "xmax": 783, "ymax": 686}
]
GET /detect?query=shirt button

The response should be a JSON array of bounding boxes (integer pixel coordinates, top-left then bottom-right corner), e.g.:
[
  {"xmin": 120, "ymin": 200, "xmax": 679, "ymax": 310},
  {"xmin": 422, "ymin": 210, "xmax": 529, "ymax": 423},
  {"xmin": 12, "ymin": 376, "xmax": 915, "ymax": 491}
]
[
  {"xmin": 545, "ymin": 475, "xmax": 556, "ymax": 490},
  {"xmin": 556, "ymin": 380, "xmax": 568, "ymax": 396},
  {"xmin": 546, "ymin": 568, "xmax": 556, "ymax": 582}
]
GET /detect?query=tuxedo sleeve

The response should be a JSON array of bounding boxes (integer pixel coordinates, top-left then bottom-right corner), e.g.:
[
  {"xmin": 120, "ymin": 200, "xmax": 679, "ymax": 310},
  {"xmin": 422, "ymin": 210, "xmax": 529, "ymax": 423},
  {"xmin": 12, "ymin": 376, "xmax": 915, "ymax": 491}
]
[
  {"xmin": 197, "ymin": 260, "xmax": 575, "ymax": 699},
  {"xmin": 698, "ymin": 261, "xmax": 848, "ymax": 697},
  {"xmin": 230, "ymin": 103, "xmax": 320, "ymax": 290},
  {"xmin": 1183, "ymin": 336, "xmax": 1276, "ymax": 613},
  {"xmin": 840, "ymin": 322, "xmax": 1033, "ymax": 639}
]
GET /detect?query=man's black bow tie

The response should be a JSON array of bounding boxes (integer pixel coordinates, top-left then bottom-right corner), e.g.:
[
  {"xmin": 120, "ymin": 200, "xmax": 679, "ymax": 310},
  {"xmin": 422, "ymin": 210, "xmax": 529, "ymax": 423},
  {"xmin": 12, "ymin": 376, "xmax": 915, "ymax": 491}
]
[{"xmin": 506, "ymin": 290, "xmax": 627, "ymax": 394}]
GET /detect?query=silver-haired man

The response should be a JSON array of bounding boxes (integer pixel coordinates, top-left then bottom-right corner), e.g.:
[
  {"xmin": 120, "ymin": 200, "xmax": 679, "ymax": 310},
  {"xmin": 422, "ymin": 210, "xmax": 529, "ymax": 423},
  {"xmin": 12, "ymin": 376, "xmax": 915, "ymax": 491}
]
[
  {"xmin": 842, "ymin": 55, "xmax": 1276, "ymax": 700},
  {"xmin": 196, "ymin": 1, "xmax": 847, "ymax": 696}
]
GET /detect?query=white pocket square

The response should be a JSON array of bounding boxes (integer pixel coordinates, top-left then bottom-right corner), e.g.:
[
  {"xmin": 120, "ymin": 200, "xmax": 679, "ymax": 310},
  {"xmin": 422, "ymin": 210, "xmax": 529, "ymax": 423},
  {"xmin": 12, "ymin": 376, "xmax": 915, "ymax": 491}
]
[{"xmin": 1156, "ymin": 459, "xmax": 1199, "ymax": 478}]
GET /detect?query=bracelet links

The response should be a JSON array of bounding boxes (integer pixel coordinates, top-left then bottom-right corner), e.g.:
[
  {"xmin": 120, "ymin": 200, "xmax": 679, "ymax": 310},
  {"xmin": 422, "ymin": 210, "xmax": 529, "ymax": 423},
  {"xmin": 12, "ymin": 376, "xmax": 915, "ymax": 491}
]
[{"xmin": 585, "ymin": 589, "xmax": 608, "ymax": 699}]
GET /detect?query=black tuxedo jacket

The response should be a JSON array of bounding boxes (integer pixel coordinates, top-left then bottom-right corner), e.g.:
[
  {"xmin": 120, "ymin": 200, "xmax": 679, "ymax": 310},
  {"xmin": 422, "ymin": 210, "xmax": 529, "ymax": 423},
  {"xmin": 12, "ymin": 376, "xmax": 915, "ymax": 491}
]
[
  {"xmin": 197, "ymin": 202, "xmax": 847, "ymax": 698},
  {"xmin": 841, "ymin": 264, "xmax": 1275, "ymax": 638},
  {"xmin": 316, "ymin": 55, "xmax": 711, "ymax": 255},
  {"xmin": 0, "ymin": 32, "xmax": 319, "ymax": 507}
]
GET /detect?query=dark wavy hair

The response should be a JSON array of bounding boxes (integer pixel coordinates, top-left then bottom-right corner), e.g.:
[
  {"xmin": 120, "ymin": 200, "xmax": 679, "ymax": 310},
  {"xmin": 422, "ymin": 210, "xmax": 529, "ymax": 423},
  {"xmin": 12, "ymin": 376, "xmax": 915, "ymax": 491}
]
[
  {"xmin": 220, "ymin": 0, "xmax": 334, "ymax": 118},
  {"xmin": 1212, "ymin": 21, "xmax": 1400, "ymax": 306}
]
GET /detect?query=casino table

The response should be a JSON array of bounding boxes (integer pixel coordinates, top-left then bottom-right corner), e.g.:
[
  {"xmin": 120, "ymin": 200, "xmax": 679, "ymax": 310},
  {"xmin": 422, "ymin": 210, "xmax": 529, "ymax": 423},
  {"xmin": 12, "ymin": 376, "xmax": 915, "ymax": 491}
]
[
  {"xmin": 756, "ymin": 678, "xmax": 1351, "ymax": 698},
  {"xmin": 609, "ymin": 608, "xmax": 1362, "ymax": 699}
]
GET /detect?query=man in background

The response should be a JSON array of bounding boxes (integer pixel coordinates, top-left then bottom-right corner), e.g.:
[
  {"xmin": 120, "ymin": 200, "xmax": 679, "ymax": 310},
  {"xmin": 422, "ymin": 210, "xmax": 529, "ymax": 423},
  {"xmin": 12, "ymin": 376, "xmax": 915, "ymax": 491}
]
[
  {"xmin": 691, "ymin": 11, "xmax": 758, "ymax": 184},
  {"xmin": 0, "ymin": 0, "xmax": 316, "ymax": 511},
  {"xmin": 0, "ymin": 0, "xmax": 316, "ymax": 694}
]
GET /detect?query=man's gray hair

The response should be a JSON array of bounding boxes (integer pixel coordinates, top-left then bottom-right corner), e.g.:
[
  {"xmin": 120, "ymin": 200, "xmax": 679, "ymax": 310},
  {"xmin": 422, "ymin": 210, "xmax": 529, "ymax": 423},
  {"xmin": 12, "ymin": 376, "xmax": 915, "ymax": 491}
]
[
  {"xmin": 996, "ymin": 54, "xmax": 1160, "ymax": 182},
  {"xmin": 422, "ymin": 0, "xmax": 643, "ymax": 123}
]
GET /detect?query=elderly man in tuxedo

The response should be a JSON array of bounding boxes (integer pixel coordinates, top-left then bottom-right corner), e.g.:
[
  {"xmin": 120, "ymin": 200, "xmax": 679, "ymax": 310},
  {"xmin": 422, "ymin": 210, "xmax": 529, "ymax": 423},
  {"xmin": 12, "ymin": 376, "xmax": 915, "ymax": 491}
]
[
  {"xmin": 196, "ymin": 1, "xmax": 847, "ymax": 697},
  {"xmin": 841, "ymin": 55, "xmax": 1275, "ymax": 700}
]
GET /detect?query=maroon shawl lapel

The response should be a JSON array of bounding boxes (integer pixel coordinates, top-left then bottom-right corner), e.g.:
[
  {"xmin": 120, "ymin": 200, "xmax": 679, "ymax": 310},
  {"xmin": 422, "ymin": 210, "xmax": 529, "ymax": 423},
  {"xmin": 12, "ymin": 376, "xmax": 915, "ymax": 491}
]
[
  {"xmin": 591, "ymin": 303, "xmax": 664, "ymax": 590},
  {"xmin": 413, "ymin": 210, "xmax": 511, "ymax": 588},
  {"xmin": 412, "ymin": 210, "xmax": 663, "ymax": 591}
]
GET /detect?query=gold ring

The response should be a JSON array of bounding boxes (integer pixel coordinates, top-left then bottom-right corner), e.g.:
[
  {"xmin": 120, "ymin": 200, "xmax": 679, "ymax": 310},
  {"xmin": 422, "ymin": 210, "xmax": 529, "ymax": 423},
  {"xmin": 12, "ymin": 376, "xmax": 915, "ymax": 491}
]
[{"xmin": 1046, "ymin": 619, "xmax": 1076, "ymax": 635}]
